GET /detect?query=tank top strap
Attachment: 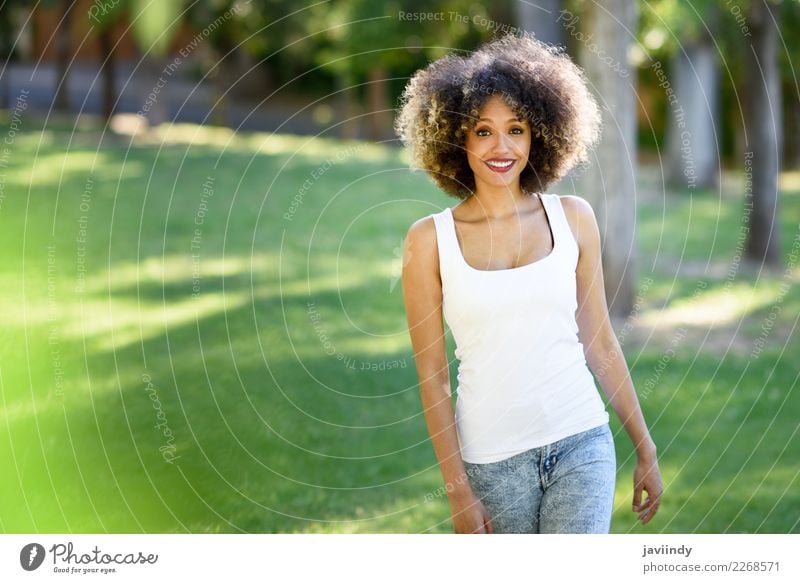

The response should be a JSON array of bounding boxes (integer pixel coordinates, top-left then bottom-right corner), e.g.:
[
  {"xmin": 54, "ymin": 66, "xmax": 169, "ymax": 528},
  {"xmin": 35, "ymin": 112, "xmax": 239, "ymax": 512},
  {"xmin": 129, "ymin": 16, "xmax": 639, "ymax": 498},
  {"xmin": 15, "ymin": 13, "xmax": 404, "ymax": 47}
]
[
  {"xmin": 542, "ymin": 193, "xmax": 577, "ymax": 259},
  {"xmin": 431, "ymin": 207, "xmax": 459, "ymax": 275}
]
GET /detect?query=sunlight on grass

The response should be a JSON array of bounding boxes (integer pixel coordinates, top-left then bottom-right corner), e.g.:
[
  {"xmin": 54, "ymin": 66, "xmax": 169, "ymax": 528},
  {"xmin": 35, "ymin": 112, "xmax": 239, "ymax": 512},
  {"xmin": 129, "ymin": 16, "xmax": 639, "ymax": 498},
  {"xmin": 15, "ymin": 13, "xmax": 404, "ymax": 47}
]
[
  {"xmin": 80, "ymin": 254, "xmax": 274, "ymax": 293},
  {"xmin": 280, "ymin": 254, "xmax": 404, "ymax": 295},
  {"xmin": 5, "ymin": 150, "xmax": 145, "ymax": 186},
  {"xmin": 76, "ymin": 291, "xmax": 251, "ymax": 351},
  {"xmin": 0, "ymin": 367, "xmax": 119, "ymax": 425},
  {"xmin": 118, "ymin": 120, "xmax": 401, "ymax": 164},
  {"xmin": 1, "ymin": 388, "xmax": 64, "ymax": 425},
  {"xmin": 639, "ymin": 280, "xmax": 789, "ymax": 328},
  {"xmin": 778, "ymin": 170, "xmax": 800, "ymax": 191},
  {"xmin": 5, "ymin": 291, "xmax": 250, "ymax": 352}
]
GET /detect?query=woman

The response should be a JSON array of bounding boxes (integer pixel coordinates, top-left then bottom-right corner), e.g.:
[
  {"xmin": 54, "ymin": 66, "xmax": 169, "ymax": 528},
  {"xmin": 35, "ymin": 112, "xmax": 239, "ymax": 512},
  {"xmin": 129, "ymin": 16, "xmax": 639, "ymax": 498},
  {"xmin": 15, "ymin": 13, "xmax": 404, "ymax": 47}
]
[{"xmin": 395, "ymin": 34, "xmax": 663, "ymax": 534}]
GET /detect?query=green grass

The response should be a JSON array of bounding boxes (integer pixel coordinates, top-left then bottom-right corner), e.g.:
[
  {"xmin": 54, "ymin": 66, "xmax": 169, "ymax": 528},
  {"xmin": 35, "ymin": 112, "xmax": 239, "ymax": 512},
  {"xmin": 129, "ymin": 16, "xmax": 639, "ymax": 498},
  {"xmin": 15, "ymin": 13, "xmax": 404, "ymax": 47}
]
[{"xmin": 0, "ymin": 113, "xmax": 798, "ymax": 533}]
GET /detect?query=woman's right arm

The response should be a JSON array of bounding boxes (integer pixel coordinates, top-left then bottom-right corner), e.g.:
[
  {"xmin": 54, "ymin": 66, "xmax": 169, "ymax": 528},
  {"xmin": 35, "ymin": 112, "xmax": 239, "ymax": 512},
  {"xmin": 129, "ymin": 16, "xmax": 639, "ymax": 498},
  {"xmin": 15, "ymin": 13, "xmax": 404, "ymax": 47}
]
[{"xmin": 401, "ymin": 216, "xmax": 494, "ymax": 534}]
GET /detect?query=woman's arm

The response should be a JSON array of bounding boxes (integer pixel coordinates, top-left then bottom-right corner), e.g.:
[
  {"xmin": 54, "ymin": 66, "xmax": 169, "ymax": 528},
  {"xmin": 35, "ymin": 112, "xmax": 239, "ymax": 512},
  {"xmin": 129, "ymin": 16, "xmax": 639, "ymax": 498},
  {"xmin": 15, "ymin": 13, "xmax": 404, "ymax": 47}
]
[
  {"xmin": 562, "ymin": 195, "xmax": 663, "ymax": 525},
  {"xmin": 401, "ymin": 216, "xmax": 493, "ymax": 534}
]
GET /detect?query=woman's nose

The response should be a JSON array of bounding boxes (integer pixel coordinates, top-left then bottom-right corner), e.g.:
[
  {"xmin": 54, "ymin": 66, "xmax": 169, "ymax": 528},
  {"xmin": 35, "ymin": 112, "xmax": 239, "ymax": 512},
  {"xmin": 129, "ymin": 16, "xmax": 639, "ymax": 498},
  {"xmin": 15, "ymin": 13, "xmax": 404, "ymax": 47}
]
[{"xmin": 491, "ymin": 133, "xmax": 513, "ymax": 153}]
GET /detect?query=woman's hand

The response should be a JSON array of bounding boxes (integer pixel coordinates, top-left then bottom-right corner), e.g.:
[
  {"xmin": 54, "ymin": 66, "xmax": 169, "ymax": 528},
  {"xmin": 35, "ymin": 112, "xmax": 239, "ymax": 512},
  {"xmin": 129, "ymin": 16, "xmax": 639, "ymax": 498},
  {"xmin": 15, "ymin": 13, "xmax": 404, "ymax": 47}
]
[
  {"xmin": 633, "ymin": 452, "xmax": 663, "ymax": 525},
  {"xmin": 450, "ymin": 491, "xmax": 494, "ymax": 534}
]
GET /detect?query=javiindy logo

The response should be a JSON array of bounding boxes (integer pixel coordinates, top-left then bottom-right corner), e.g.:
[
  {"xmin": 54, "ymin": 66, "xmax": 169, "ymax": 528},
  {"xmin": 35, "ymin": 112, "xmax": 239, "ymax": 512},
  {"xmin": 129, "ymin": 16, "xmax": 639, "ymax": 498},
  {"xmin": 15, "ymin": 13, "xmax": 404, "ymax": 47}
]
[{"xmin": 20, "ymin": 543, "xmax": 46, "ymax": 571}]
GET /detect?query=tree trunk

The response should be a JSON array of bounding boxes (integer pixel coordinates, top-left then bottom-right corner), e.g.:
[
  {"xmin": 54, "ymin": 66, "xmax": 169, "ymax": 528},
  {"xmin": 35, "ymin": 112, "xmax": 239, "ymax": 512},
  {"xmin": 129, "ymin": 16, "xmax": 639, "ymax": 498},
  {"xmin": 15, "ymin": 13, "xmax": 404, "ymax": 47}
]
[
  {"xmin": 782, "ymin": 78, "xmax": 800, "ymax": 170},
  {"xmin": 54, "ymin": 0, "xmax": 73, "ymax": 112},
  {"xmin": 0, "ymin": 2, "xmax": 15, "ymax": 110},
  {"xmin": 365, "ymin": 66, "xmax": 391, "ymax": 142},
  {"xmin": 514, "ymin": 0, "xmax": 565, "ymax": 48},
  {"xmin": 743, "ymin": 0, "xmax": 782, "ymax": 267},
  {"xmin": 666, "ymin": 33, "xmax": 720, "ymax": 191},
  {"xmin": 100, "ymin": 26, "xmax": 115, "ymax": 120},
  {"xmin": 142, "ymin": 54, "xmax": 168, "ymax": 128},
  {"xmin": 337, "ymin": 72, "xmax": 360, "ymax": 140},
  {"xmin": 579, "ymin": 0, "xmax": 639, "ymax": 317},
  {"xmin": 212, "ymin": 54, "xmax": 230, "ymax": 128}
]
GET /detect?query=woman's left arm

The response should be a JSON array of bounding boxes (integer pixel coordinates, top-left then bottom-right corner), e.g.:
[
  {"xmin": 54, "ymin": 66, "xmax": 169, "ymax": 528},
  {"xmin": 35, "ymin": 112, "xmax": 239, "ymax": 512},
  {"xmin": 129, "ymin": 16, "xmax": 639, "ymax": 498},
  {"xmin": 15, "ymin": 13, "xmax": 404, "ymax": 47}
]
[{"xmin": 562, "ymin": 195, "xmax": 663, "ymax": 525}]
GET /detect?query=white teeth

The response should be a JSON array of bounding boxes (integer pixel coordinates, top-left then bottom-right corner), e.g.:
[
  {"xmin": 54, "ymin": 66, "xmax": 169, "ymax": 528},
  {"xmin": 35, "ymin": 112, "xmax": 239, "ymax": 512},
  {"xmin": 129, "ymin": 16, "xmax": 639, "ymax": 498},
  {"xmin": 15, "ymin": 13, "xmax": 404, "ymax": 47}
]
[{"xmin": 486, "ymin": 160, "xmax": 514, "ymax": 168}]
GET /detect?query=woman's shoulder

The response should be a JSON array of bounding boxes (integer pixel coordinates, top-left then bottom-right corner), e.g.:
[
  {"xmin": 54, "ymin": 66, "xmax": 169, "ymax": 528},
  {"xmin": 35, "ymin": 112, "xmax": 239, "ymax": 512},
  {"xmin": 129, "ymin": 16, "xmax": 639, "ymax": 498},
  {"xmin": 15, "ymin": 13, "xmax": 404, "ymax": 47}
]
[
  {"xmin": 555, "ymin": 195, "xmax": 599, "ymax": 251},
  {"xmin": 406, "ymin": 214, "xmax": 434, "ymax": 236},
  {"xmin": 407, "ymin": 207, "xmax": 447, "ymax": 234},
  {"xmin": 404, "ymin": 211, "xmax": 442, "ymax": 252},
  {"xmin": 403, "ymin": 212, "xmax": 442, "ymax": 281},
  {"xmin": 555, "ymin": 194, "xmax": 596, "ymax": 221}
]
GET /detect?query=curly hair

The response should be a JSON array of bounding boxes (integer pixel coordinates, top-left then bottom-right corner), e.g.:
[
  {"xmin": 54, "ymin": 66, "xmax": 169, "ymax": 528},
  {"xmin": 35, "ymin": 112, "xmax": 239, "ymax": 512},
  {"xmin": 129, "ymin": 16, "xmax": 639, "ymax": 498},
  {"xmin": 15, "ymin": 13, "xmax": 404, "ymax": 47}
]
[{"xmin": 394, "ymin": 33, "xmax": 602, "ymax": 199}]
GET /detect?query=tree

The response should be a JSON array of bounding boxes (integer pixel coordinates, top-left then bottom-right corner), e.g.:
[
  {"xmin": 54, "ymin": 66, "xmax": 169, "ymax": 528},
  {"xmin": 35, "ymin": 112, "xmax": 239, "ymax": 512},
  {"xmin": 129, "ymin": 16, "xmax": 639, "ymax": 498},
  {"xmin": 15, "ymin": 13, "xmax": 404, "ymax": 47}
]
[
  {"xmin": 128, "ymin": 0, "xmax": 184, "ymax": 128},
  {"xmin": 742, "ymin": 0, "xmax": 783, "ymax": 266},
  {"xmin": 578, "ymin": 0, "xmax": 640, "ymax": 317},
  {"xmin": 514, "ymin": 0, "xmax": 565, "ymax": 48},
  {"xmin": 638, "ymin": 0, "xmax": 723, "ymax": 191},
  {"xmin": 0, "ymin": 0, "xmax": 28, "ymax": 110},
  {"xmin": 304, "ymin": 0, "xmax": 493, "ymax": 141},
  {"xmin": 87, "ymin": 0, "xmax": 127, "ymax": 121},
  {"xmin": 781, "ymin": 1, "xmax": 800, "ymax": 169},
  {"xmin": 51, "ymin": 0, "xmax": 73, "ymax": 112},
  {"xmin": 638, "ymin": 0, "xmax": 788, "ymax": 267},
  {"xmin": 665, "ymin": 13, "xmax": 721, "ymax": 190}
]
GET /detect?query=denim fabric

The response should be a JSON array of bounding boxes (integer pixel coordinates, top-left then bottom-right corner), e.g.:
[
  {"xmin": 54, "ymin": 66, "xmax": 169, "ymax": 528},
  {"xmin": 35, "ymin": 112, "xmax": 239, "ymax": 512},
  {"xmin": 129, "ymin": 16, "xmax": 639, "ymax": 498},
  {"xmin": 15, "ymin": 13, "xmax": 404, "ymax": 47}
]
[{"xmin": 462, "ymin": 423, "xmax": 616, "ymax": 533}]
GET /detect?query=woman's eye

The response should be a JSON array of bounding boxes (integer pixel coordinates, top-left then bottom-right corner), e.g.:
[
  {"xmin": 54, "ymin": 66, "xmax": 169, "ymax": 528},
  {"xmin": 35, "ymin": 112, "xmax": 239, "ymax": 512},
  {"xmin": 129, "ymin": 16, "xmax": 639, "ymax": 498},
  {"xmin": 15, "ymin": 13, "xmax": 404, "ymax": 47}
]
[
  {"xmin": 510, "ymin": 127, "xmax": 524, "ymax": 134},
  {"xmin": 476, "ymin": 128, "xmax": 490, "ymax": 137}
]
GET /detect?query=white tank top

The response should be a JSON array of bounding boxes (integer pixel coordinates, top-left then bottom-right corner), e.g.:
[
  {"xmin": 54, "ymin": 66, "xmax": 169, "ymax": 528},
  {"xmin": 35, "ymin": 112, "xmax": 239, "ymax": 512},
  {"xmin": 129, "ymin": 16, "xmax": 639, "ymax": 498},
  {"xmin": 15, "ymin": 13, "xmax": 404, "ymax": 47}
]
[{"xmin": 431, "ymin": 193, "xmax": 610, "ymax": 464}]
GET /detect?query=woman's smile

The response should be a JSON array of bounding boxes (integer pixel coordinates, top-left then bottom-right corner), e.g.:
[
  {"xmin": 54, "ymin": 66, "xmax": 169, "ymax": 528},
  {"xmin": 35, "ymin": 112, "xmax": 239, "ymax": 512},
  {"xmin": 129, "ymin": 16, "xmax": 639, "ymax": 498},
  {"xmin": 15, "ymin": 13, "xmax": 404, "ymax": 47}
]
[{"xmin": 484, "ymin": 158, "xmax": 516, "ymax": 173}]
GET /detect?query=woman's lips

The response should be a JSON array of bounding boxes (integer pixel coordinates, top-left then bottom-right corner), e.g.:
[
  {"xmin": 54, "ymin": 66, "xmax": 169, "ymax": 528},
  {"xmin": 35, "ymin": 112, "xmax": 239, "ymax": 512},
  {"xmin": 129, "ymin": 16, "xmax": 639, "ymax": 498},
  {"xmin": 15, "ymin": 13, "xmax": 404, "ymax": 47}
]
[{"xmin": 484, "ymin": 158, "xmax": 516, "ymax": 173}]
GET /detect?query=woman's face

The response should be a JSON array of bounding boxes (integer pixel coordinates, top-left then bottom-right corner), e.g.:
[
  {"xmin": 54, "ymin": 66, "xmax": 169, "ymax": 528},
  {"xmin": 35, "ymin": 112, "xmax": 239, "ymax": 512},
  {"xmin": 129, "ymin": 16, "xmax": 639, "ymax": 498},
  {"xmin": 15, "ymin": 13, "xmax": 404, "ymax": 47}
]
[{"xmin": 464, "ymin": 94, "xmax": 531, "ymax": 193}]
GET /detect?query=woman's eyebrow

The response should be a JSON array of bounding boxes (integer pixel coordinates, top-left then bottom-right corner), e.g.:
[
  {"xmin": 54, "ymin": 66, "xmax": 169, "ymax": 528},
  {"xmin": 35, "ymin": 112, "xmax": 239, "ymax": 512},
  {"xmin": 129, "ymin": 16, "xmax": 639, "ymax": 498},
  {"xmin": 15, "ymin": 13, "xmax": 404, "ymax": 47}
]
[{"xmin": 477, "ymin": 117, "xmax": 523, "ymax": 122}]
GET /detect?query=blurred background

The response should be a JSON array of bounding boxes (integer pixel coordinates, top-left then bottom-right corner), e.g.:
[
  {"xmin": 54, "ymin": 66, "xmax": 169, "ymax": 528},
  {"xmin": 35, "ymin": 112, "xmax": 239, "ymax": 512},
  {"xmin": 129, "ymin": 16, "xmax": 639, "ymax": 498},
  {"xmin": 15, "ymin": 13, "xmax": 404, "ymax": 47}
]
[{"xmin": 0, "ymin": 0, "xmax": 798, "ymax": 533}]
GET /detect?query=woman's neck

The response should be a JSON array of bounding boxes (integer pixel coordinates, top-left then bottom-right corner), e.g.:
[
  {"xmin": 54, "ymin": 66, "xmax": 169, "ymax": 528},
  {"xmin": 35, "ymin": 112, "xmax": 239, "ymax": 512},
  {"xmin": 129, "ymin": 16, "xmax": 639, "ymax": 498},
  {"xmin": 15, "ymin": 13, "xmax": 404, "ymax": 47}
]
[{"xmin": 465, "ymin": 182, "xmax": 535, "ymax": 219}]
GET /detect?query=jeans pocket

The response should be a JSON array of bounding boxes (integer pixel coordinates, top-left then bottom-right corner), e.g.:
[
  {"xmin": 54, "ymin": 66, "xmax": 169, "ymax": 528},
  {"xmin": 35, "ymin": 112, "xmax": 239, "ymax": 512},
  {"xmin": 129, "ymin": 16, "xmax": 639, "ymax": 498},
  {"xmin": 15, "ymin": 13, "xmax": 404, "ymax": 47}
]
[{"xmin": 463, "ymin": 459, "xmax": 509, "ymax": 500}]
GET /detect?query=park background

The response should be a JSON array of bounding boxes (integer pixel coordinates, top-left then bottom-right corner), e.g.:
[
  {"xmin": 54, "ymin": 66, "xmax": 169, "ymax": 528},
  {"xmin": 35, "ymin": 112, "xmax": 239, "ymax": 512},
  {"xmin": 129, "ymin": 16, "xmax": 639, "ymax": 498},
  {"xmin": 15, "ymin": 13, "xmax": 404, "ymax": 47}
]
[{"xmin": 0, "ymin": 0, "xmax": 798, "ymax": 533}]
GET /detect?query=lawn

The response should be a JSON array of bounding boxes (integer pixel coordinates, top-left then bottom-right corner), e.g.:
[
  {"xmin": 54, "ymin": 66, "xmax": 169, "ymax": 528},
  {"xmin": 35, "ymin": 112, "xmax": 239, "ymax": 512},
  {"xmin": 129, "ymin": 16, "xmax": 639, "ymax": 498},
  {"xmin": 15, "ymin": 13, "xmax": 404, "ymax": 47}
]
[{"xmin": 0, "ymin": 113, "xmax": 797, "ymax": 533}]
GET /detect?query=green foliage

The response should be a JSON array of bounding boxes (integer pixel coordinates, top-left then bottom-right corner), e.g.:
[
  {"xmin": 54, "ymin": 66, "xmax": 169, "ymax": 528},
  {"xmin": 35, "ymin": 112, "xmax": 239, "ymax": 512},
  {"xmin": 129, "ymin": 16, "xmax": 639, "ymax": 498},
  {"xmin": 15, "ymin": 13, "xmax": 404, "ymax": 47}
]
[
  {"xmin": 128, "ymin": 0, "xmax": 184, "ymax": 57},
  {"xmin": 302, "ymin": 0, "xmax": 491, "ymax": 76},
  {"xmin": 207, "ymin": 0, "xmax": 512, "ymax": 99},
  {"xmin": 778, "ymin": 0, "xmax": 800, "ymax": 85},
  {"xmin": 0, "ymin": 0, "xmax": 37, "ymax": 59}
]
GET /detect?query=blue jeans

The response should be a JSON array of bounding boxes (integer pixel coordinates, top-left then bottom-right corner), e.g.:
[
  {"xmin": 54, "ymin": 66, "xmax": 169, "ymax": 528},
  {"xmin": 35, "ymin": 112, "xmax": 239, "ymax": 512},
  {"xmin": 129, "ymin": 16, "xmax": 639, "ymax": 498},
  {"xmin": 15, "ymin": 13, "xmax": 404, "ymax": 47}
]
[{"xmin": 462, "ymin": 423, "xmax": 616, "ymax": 533}]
